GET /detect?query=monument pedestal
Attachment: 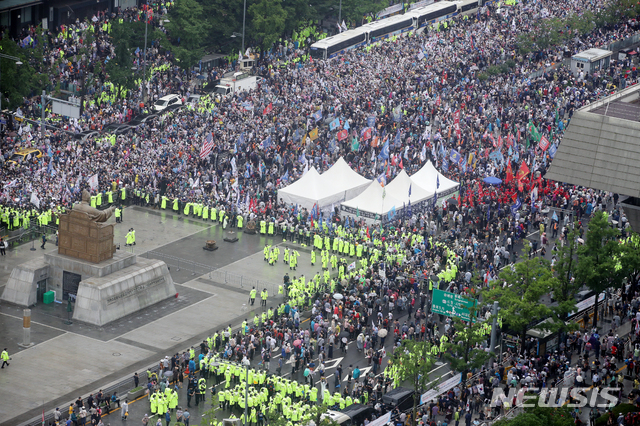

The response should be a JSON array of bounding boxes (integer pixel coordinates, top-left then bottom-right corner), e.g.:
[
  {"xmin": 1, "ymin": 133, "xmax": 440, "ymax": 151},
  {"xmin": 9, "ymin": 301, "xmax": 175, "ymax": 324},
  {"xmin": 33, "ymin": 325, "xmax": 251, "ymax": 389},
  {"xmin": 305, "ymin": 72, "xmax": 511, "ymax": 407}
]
[{"xmin": 1, "ymin": 251, "xmax": 176, "ymax": 326}]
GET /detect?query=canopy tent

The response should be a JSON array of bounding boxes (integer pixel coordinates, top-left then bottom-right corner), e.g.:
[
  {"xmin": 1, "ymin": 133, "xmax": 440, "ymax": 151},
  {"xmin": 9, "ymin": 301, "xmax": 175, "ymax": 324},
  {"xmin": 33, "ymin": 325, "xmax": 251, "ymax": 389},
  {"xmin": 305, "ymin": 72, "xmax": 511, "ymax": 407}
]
[
  {"xmin": 277, "ymin": 157, "xmax": 371, "ymax": 211},
  {"xmin": 318, "ymin": 157, "xmax": 371, "ymax": 203},
  {"xmin": 277, "ymin": 167, "xmax": 323, "ymax": 209},
  {"xmin": 384, "ymin": 170, "xmax": 434, "ymax": 205},
  {"xmin": 341, "ymin": 181, "xmax": 406, "ymax": 223},
  {"xmin": 411, "ymin": 161, "xmax": 460, "ymax": 198}
]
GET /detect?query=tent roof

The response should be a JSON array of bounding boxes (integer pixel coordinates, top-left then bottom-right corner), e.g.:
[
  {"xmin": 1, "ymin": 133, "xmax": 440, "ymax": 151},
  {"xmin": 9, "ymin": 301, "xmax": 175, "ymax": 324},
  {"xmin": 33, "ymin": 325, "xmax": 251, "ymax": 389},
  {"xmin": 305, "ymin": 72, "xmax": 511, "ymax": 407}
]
[
  {"xmin": 385, "ymin": 169, "xmax": 434, "ymax": 204},
  {"xmin": 411, "ymin": 161, "xmax": 459, "ymax": 193},
  {"xmin": 278, "ymin": 167, "xmax": 322, "ymax": 200},
  {"xmin": 320, "ymin": 157, "xmax": 370, "ymax": 190},
  {"xmin": 342, "ymin": 181, "xmax": 405, "ymax": 215}
]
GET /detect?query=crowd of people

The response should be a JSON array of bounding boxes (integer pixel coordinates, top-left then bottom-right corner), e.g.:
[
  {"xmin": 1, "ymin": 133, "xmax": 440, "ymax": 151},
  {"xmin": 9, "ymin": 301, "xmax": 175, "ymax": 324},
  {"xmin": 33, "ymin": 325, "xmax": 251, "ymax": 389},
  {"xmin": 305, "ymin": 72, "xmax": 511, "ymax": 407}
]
[{"xmin": 6, "ymin": 0, "xmax": 640, "ymax": 425}]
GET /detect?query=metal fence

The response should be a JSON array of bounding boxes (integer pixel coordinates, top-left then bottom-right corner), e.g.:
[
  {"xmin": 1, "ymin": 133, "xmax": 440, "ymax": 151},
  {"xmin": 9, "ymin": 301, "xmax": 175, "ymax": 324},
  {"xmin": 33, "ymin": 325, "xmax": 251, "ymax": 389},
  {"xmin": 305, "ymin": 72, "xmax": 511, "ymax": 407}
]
[
  {"xmin": 605, "ymin": 33, "xmax": 640, "ymax": 54},
  {"xmin": 143, "ymin": 251, "xmax": 281, "ymax": 296}
]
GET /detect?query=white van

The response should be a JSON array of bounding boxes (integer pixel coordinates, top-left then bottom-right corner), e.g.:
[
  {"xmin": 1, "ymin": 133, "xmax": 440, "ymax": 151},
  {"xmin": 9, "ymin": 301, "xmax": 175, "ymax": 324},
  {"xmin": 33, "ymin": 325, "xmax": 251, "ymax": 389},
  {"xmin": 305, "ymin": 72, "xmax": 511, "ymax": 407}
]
[{"xmin": 154, "ymin": 94, "xmax": 182, "ymax": 112}]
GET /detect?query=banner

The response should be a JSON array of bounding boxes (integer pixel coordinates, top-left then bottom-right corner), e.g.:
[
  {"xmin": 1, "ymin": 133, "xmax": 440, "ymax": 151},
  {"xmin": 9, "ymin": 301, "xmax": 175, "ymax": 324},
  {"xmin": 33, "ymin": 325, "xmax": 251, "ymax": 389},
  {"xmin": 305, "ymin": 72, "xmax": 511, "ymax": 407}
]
[
  {"xmin": 538, "ymin": 135, "xmax": 550, "ymax": 151},
  {"xmin": 337, "ymin": 129, "xmax": 348, "ymax": 141}
]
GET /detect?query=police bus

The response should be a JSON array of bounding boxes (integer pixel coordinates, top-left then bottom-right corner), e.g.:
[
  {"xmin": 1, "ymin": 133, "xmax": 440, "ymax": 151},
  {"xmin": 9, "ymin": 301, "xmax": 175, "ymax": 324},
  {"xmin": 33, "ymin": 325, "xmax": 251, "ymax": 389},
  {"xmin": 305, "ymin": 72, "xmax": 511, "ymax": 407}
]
[
  {"xmin": 360, "ymin": 14, "xmax": 415, "ymax": 43},
  {"xmin": 407, "ymin": 1, "xmax": 458, "ymax": 28},
  {"xmin": 309, "ymin": 29, "xmax": 367, "ymax": 60}
]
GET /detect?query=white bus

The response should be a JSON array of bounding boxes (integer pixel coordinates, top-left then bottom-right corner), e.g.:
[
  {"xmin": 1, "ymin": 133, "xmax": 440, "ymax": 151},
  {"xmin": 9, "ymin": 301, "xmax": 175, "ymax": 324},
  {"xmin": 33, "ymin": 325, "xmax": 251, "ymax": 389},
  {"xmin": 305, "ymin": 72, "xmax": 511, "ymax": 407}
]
[
  {"xmin": 454, "ymin": 0, "xmax": 480, "ymax": 15},
  {"xmin": 309, "ymin": 29, "xmax": 367, "ymax": 60},
  {"xmin": 360, "ymin": 14, "xmax": 415, "ymax": 43},
  {"xmin": 407, "ymin": 1, "xmax": 458, "ymax": 28}
]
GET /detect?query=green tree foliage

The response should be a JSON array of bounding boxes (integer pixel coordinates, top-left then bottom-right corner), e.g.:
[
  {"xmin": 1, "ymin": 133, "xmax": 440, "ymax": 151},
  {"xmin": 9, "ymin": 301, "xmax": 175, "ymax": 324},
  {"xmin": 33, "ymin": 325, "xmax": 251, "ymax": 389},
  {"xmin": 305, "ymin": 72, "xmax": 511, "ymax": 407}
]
[
  {"xmin": 391, "ymin": 340, "xmax": 435, "ymax": 426},
  {"xmin": 575, "ymin": 212, "xmax": 625, "ymax": 329},
  {"xmin": 103, "ymin": 21, "xmax": 150, "ymax": 95},
  {"xmin": 484, "ymin": 244, "xmax": 557, "ymax": 353},
  {"xmin": 493, "ymin": 402, "xmax": 575, "ymax": 426},
  {"xmin": 249, "ymin": 0, "xmax": 288, "ymax": 52},
  {"xmin": 164, "ymin": 0, "xmax": 212, "ymax": 67},
  {"xmin": 0, "ymin": 37, "xmax": 47, "ymax": 110},
  {"xmin": 443, "ymin": 303, "xmax": 491, "ymax": 385}
]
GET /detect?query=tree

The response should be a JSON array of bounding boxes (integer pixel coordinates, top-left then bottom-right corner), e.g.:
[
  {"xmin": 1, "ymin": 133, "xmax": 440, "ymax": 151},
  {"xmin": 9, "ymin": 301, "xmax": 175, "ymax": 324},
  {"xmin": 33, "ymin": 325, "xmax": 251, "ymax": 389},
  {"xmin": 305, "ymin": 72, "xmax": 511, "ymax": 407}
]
[
  {"xmin": 443, "ymin": 303, "xmax": 491, "ymax": 387},
  {"xmin": 249, "ymin": 0, "xmax": 287, "ymax": 52},
  {"xmin": 391, "ymin": 340, "xmax": 436, "ymax": 426},
  {"xmin": 164, "ymin": 0, "xmax": 212, "ymax": 68},
  {"xmin": 483, "ymin": 243, "xmax": 557, "ymax": 354},
  {"xmin": 575, "ymin": 212, "xmax": 625, "ymax": 329},
  {"xmin": 0, "ymin": 37, "xmax": 46, "ymax": 110},
  {"xmin": 492, "ymin": 402, "xmax": 574, "ymax": 426}
]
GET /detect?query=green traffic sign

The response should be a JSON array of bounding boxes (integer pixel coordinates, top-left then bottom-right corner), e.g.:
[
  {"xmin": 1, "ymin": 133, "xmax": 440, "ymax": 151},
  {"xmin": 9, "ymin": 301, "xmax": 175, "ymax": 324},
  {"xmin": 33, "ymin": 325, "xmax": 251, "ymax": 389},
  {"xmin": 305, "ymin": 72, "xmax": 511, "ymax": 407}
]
[{"xmin": 431, "ymin": 289, "xmax": 476, "ymax": 322}]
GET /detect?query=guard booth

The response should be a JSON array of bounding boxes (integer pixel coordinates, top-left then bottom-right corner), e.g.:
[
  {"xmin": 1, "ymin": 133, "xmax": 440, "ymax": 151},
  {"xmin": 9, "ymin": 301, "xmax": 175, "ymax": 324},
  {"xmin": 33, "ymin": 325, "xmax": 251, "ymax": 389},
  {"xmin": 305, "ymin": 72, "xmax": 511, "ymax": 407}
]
[
  {"xmin": 571, "ymin": 48, "xmax": 612, "ymax": 76},
  {"xmin": 526, "ymin": 318, "xmax": 560, "ymax": 355}
]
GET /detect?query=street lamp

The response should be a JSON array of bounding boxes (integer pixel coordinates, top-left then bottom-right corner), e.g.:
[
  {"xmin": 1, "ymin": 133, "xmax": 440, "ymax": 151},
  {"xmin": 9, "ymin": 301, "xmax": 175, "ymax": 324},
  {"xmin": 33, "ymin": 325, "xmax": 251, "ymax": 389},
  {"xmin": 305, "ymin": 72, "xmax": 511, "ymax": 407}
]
[
  {"xmin": 230, "ymin": 0, "xmax": 247, "ymax": 55},
  {"xmin": 0, "ymin": 53, "xmax": 23, "ymax": 114}
]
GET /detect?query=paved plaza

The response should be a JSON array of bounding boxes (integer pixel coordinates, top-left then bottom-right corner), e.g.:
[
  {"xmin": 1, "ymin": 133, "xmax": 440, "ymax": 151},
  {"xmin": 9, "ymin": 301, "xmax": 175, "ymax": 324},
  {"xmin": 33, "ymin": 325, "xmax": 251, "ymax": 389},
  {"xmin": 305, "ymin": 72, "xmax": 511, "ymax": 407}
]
[{"xmin": 0, "ymin": 207, "xmax": 323, "ymax": 426}]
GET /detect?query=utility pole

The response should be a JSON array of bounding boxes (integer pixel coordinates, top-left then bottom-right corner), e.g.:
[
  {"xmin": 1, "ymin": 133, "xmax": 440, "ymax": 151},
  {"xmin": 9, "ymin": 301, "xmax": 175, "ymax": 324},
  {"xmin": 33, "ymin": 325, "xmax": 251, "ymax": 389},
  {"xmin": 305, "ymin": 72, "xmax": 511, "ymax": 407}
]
[
  {"xmin": 41, "ymin": 90, "xmax": 46, "ymax": 139},
  {"xmin": 489, "ymin": 301, "xmax": 500, "ymax": 366},
  {"xmin": 242, "ymin": 0, "xmax": 246, "ymax": 55}
]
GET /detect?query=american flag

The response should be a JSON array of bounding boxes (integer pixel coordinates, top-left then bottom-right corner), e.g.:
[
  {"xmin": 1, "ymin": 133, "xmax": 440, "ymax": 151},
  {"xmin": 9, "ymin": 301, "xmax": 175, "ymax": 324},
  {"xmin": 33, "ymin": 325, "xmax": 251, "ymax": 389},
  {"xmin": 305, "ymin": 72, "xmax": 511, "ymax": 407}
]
[{"xmin": 200, "ymin": 132, "xmax": 214, "ymax": 159}]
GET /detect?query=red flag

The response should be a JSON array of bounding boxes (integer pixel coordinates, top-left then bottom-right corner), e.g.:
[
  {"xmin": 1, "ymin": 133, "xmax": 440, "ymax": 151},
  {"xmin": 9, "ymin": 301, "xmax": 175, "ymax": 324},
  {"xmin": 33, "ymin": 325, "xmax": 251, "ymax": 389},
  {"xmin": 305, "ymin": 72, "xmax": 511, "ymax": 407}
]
[
  {"xmin": 399, "ymin": 158, "xmax": 404, "ymax": 169},
  {"xmin": 497, "ymin": 135, "xmax": 503, "ymax": 149},
  {"xmin": 505, "ymin": 160, "xmax": 513, "ymax": 183},
  {"xmin": 517, "ymin": 128, "xmax": 521, "ymax": 142},
  {"xmin": 337, "ymin": 129, "xmax": 348, "ymax": 141},
  {"xmin": 363, "ymin": 127, "xmax": 372, "ymax": 141},
  {"xmin": 263, "ymin": 102, "xmax": 273, "ymax": 115},
  {"xmin": 538, "ymin": 135, "xmax": 550, "ymax": 151},
  {"xmin": 516, "ymin": 162, "xmax": 530, "ymax": 181}
]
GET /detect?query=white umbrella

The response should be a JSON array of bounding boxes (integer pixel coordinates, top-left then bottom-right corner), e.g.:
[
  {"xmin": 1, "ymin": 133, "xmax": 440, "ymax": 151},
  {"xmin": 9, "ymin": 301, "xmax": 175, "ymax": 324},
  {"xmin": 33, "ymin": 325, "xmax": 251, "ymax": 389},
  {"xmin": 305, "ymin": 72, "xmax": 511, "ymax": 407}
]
[
  {"xmin": 333, "ymin": 293, "xmax": 344, "ymax": 300},
  {"xmin": 378, "ymin": 329, "xmax": 388, "ymax": 338}
]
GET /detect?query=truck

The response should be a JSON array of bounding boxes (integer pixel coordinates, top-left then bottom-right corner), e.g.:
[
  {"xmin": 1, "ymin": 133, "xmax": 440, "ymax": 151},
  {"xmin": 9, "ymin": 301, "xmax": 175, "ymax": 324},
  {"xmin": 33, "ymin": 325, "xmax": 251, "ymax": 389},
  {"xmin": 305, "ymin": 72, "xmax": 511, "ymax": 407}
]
[{"xmin": 213, "ymin": 72, "xmax": 259, "ymax": 99}]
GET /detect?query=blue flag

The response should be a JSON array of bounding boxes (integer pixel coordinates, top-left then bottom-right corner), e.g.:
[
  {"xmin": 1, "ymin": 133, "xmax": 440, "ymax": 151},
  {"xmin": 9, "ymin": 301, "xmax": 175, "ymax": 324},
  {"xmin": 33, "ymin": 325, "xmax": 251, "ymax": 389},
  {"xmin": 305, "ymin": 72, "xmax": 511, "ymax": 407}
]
[
  {"xmin": 511, "ymin": 198, "xmax": 522, "ymax": 216},
  {"xmin": 261, "ymin": 135, "xmax": 271, "ymax": 149},
  {"xmin": 238, "ymin": 132, "xmax": 246, "ymax": 147},
  {"xmin": 408, "ymin": 184, "xmax": 412, "ymax": 197},
  {"xmin": 450, "ymin": 148, "xmax": 461, "ymax": 164},
  {"xmin": 313, "ymin": 110, "xmax": 323, "ymax": 122},
  {"xmin": 394, "ymin": 131, "xmax": 401, "ymax": 148},
  {"xmin": 367, "ymin": 116, "xmax": 376, "ymax": 127},
  {"xmin": 432, "ymin": 191, "xmax": 438, "ymax": 209},
  {"xmin": 387, "ymin": 206, "xmax": 396, "ymax": 221},
  {"xmin": 329, "ymin": 118, "xmax": 340, "ymax": 131},
  {"xmin": 436, "ymin": 175, "xmax": 440, "ymax": 189},
  {"xmin": 281, "ymin": 170, "xmax": 289, "ymax": 182},
  {"xmin": 378, "ymin": 139, "xmax": 390, "ymax": 160},
  {"xmin": 343, "ymin": 120, "xmax": 350, "ymax": 130},
  {"xmin": 549, "ymin": 143, "xmax": 558, "ymax": 159},
  {"xmin": 552, "ymin": 211, "xmax": 558, "ymax": 222}
]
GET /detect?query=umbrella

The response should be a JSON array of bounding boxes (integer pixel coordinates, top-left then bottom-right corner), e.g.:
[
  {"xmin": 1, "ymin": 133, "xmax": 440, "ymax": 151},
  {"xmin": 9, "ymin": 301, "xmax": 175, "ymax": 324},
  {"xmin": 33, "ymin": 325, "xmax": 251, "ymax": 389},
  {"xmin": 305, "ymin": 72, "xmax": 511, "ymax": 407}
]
[
  {"xmin": 333, "ymin": 293, "xmax": 344, "ymax": 300},
  {"xmin": 378, "ymin": 329, "xmax": 388, "ymax": 338},
  {"xmin": 293, "ymin": 339, "xmax": 302, "ymax": 347},
  {"xmin": 447, "ymin": 198, "xmax": 458, "ymax": 206},
  {"xmin": 483, "ymin": 176, "xmax": 502, "ymax": 185}
]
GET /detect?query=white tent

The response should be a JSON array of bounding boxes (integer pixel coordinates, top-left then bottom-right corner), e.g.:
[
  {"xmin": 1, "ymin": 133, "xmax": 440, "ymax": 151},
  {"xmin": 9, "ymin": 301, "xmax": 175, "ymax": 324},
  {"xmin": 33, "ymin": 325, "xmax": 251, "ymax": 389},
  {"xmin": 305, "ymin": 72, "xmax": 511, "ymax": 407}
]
[
  {"xmin": 384, "ymin": 169, "xmax": 434, "ymax": 205},
  {"xmin": 277, "ymin": 167, "xmax": 324, "ymax": 209},
  {"xmin": 411, "ymin": 161, "xmax": 459, "ymax": 198},
  {"xmin": 341, "ymin": 181, "xmax": 405, "ymax": 222},
  {"xmin": 277, "ymin": 157, "xmax": 371, "ymax": 210},
  {"xmin": 318, "ymin": 157, "xmax": 371, "ymax": 203}
]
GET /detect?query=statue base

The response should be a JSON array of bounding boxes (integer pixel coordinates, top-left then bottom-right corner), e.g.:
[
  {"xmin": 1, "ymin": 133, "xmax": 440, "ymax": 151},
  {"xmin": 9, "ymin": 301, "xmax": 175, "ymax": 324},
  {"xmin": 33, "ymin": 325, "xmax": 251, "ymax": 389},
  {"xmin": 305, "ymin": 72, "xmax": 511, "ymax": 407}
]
[{"xmin": 1, "ymin": 251, "xmax": 176, "ymax": 326}]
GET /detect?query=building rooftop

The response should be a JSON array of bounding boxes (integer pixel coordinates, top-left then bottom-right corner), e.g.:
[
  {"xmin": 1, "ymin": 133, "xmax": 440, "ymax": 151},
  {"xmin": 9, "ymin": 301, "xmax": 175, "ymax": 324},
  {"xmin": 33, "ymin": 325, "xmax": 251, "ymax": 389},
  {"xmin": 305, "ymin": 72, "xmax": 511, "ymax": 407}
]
[
  {"xmin": 545, "ymin": 83, "xmax": 640, "ymax": 198},
  {"xmin": 572, "ymin": 48, "xmax": 612, "ymax": 61}
]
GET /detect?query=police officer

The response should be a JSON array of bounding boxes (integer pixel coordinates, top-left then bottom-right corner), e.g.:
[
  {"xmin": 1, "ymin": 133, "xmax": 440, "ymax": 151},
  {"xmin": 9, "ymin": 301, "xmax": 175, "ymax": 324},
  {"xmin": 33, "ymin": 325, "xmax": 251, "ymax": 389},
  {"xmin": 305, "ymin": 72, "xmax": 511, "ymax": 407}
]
[
  {"xmin": 250, "ymin": 287, "xmax": 257, "ymax": 305},
  {"xmin": 260, "ymin": 288, "xmax": 268, "ymax": 307}
]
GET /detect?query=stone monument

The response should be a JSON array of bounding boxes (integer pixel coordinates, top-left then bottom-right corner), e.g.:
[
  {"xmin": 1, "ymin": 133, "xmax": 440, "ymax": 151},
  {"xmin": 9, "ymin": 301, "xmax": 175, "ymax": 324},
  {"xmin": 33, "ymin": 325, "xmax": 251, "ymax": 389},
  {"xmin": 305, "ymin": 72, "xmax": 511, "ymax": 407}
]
[{"xmin": 1, "ymin": 190, "xmax": 176, "ymax": 326}]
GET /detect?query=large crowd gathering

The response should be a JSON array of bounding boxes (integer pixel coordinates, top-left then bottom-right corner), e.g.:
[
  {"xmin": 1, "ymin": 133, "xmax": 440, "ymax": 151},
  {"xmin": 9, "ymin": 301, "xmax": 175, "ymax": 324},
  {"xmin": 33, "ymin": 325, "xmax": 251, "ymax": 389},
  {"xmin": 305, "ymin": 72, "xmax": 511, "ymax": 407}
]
[{"xmin": 5, "ymin": 0, "xmax": 640, "ymax": 424}]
